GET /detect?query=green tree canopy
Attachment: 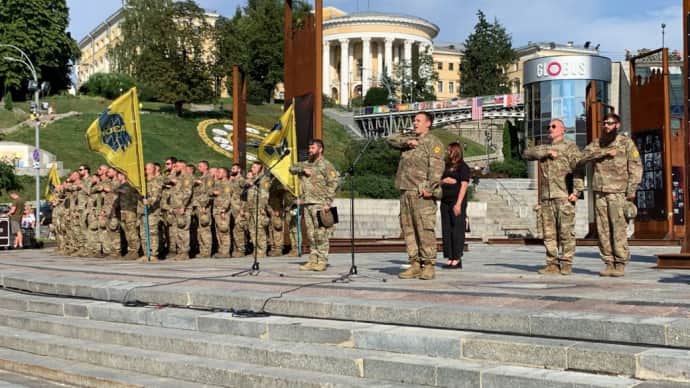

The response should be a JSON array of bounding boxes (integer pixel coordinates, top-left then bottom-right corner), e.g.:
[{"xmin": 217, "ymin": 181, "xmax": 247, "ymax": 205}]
[
  {"xmin": 111, "ymin": 0, "xmax": 214, "ymax": 115},
  {"xmin": 0, "ymin": 163, "xmax": 21, "ymax": 195},
  {"xmin": 0, "ymin": 0, "xmax": 79, "ymax": 98},
  {"xmin": 459, "ymin": 10, "xmax": 516, "ymax": 97},
  {"xmin": 392, "ymin": 47, "xmax": 438, "ymax": 103}
]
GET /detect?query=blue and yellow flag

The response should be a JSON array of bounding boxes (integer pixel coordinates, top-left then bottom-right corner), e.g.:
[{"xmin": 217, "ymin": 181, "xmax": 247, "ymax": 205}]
[
  {"xmin": 44, "ymin": 163, "xmax": 61, "ymax": 201},
  {"xmin": 258, "ymin": 101, "xmax": 300, "ymax": 196},
  {"xmin": 85, "ymin": 87, "xmax": 146, "ymax": 196}
]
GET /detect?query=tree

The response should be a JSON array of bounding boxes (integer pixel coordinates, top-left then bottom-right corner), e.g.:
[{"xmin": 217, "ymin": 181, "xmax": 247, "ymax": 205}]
[
  {"xmin": 0, "ymin": 162, "xmax": 20, "ymax": 195},
  {"xmin": 111, "ymin": 0, "xmax": 214, "ymax": 116},
  {"xmin": 363, "ymin": 87, "xmax": 389, "ymax": 106},
  {"xmin": 392, "ymin": 47, "xmax": 438, "ymax": 103},
  {"xmin": 0, "ymin": 0, "xmax": 79, "ymax": 98},
  {"xmin": 459, "ymin": 10, "xmax": 516, "ymax": 97}
]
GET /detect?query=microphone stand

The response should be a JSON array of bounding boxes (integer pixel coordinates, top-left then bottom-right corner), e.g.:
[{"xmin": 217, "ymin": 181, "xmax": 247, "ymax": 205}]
[
  {"xmin": 231, "ymin": 151, "xmax": 290, "ymax": 278},
  {"xmin": 333, "ymin": 135, "xmax": 386, "ymax": 283}
]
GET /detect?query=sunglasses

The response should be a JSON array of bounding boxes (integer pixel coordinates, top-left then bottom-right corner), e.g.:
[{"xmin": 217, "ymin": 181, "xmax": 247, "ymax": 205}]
[
  {"xmin": 603, "ymin": 121, "xmax": 617, "ymax": 125},
  {"xmin": 78, "ymin": 168, "xmax": 85, "ymax": 171},
  {"xmin": 548, "ymin": 124, "xmax": 558, "ymax": 129}
]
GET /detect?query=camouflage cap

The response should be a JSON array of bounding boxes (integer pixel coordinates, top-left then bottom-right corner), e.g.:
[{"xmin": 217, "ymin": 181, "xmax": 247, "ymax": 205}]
[{"xmin": 623, "ymin": 201, "xmax": 638, "ymax": 222}]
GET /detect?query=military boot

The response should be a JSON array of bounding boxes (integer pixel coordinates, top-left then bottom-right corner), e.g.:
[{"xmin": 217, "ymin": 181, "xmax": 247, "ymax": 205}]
[
  {"xmin": 299, "ymin": 260, "xmax": 318, "ymax": 271},
  {"xmin": 419, "ymin": 262, "xmax": 436, "ymax": 280},
  {"xmin": 537, "ymin": 263, "xmax": 560, "ymax": 275},
  {"xmin": 599, "ymin": 262, "xmax": 614, "ymax": 277},
  {"xmin": 124, "ymin": 251, "xmax": 140, "ymax": 260},
  {"xmin": 399, "ymin": 261, "xmax": 422, "ymax": 279},
  {"xmin": 311, "ymin": 260, "xmax": 327, "ymax": 272},
  {"xmin": 610, "ymin": 263, "xmax": 626, "ymax": 277},
  {"xmin": 559, "ymin": 262, "xmax": 573, "ymax": 275},
  {"xmin": 287, "ymin": 249, "xmax": 299, "ymax": 257},
  {"xmin": 232, "ymin": 249, "xmax": 246, "ymax": 258}
]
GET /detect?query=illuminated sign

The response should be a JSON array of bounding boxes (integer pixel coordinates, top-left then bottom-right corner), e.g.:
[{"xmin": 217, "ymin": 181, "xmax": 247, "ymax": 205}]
[{"xmin": 523, "ymin": 55, "xmax": 611, "ymax": 84}]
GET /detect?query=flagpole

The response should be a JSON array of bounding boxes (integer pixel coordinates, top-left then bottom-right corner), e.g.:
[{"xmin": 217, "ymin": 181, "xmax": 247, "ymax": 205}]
[{"xmin": 130, "ymin": 88, "xmax": 151, "ymax": 261}]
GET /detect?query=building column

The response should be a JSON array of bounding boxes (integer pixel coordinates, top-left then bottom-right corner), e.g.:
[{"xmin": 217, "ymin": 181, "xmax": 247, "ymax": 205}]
[
  {"xmin": 362, "ymin": 37, "xmax": 372, "ymax": 97},
  {"xmin": 403, "ymin": 39, "xmax": 413, "ymax": 68},
  {"xmin": 339, "ymin": 38, "xmax": 350, "ymax": 106},
  {"xmin": 323, "ymin": 40, "xmax": 330, "ymax": 96},
  {"xmin": 384, "ymin": 38, "xmax": 393, "ymax": 77},
  {"xmin": 394, "ymin": 43, "xmax": 400, "ymax": 66},
  {"xmin": 376, "ymin": 41, "xmax": 383, "ymax": 82}
]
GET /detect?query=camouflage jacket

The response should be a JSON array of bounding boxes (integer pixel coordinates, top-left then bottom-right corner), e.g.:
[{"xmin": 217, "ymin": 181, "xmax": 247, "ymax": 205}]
[
  {"xmin": 96, "ymin": 178, "xmax": 120, "ymax": 218},
  {"xmin": 289, "ymin": 157, "xmax": 340, "ymax": 205},
  {"xmin": 193, "ymin": 173, "xmax": 215, "ymax": 210},
  {"xmin": 522, "ymin": 139, "xmax": 584, "ymax": 200},
  {"xmin": 386, "ymin": 132, "xmax": 444, "ymax": 198},
  {"xmin": 579, "ymin": 134, "xmax": 643, "ymax": 196},
  {"xmin": 229, "ymin": 175, "xmax": 246, "ymax": 214},
  {"xmin": 212, "ymin": 180, "xmax": 233, "ymax": 213},
  {"xmin": 68, "ymin": 179, "xmax": 92, "ymax": 210},
  {"xmin": 117, "ymin": 182, "xmax": 141, "ymax": 214},
  {"xmin": 167, "ymin": 173, "xmax": 194, "ymax": 210},
  {"xmin": 138, "ymin": 176, "xmax": 164, "ymax": 215},
  {"xmin": 246, "ymin": 176, "xmax": 271, "ymax": 211}
]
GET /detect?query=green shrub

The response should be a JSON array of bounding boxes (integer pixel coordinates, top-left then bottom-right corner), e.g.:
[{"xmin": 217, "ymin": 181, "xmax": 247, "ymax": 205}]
[
  {"xmin": 80, "ymin": 73, "xmax": 136, "ymax": 99},
  {"xmin": 350, "ymin": 96, "xmax": 363, "ymax": 108},
  {"xmin": 3, "ymin": 92, "xmax": 13, "ymax": 111},
  {"xmin": 352, "ymin": 174, "xmax": 398, "ymax": 199},
  {"xmin": 323, "ymin": 93, "xmax": 337, "ymax": 108},
  {"xmin": 489, "ymin": 159, "xmax": 527, "ymax": 178},
  {"xmin": 363, "ymin": 86, "xmax": 389, "ymax": 106}
]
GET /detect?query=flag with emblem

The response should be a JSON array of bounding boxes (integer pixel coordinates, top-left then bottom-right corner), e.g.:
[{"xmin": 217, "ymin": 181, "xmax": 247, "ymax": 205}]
[
  {"xmin": 85, "ymin": 87, "xmax": 146, "ymax": 196},
  {"xmin": 44, "ymin": 163, "xmax": 61, "ymax": 201},
  {"xmin": 258, "ymin": 100, "xmax": 300, "ymax": 196}
]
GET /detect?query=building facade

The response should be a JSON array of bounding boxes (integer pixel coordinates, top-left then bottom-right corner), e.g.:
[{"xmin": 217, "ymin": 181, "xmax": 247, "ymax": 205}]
[{"xmin": 433, "ymin": 44, "xmax": 463, "ymax": 100}]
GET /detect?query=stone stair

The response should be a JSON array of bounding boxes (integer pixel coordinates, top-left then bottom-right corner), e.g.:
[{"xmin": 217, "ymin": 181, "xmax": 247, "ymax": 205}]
[
  {"xmin": 0, "ymin": 289, "xmax": 687, "ymax": 387},
  {"xmin": 469, "ymin": 179, "xmax": 537, "ymax": 239}
]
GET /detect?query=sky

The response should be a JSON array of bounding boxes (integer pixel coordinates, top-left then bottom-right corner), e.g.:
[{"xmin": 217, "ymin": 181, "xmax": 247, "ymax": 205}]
[{"xmin": 66, "ymin": 0, "xmax": 682, "ymax": 60}]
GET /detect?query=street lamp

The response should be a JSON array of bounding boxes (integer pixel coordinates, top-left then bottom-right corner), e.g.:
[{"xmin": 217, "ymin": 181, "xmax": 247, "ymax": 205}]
[{"xmin": 2, "ymin": 44, "xmax": 41, "ymax": 239}]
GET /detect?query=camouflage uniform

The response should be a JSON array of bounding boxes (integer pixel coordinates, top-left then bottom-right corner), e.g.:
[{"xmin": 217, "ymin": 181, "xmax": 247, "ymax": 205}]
[
  {"xmin": 168, "ymin": 173, "xmax": 194, "ymax": 259},
  {"xmin": 118, "ymin": 183, "xmax": 141, "ymax": 259},
  {"xmin": 212, "ymin": 179, "xmax": 233, "ymax": 258},
  {"xmin": 85, "ymin": 179, "xmax": 104, "ymax": 257},
  {"xmin": 580, "ymin": 134, "xmax": 642, "ymax": 273},
  {"xmin": 69, "ymin": 178, "xmax": 91, "ymax": 256},
  {"xmin": 523, "ymin": 139, "xmax": 583, "ymax": 273},
  {"xmin": 246, "ymin": 176, "xmax": 271, "ymax": 257},
  {"xmin": 267, "ymin": 179, "xmax": 288, "ymax": 256},
  {"xmin": 193, "ymin": 173, "xmax": 215, "ymax": 258},
  {"xmin": 138, "ymin": 175, "xmax": 164, "ymax": 259},
  {"xmin": 386, "ymin": 132, "xmax": 444, "ymax": 279},
  {"xmin": 160, "ymin": 173, "xmax": 174, "ymax": 256},
  {"xmin": 285, "ymin": 191, "xmax": 301, "ymax": 256},
  {"xmin": 97, "ymin": 178, "xmax": 121, "ymax": 257},
  {"xmin": 290, "ymin": 158, "xmax": 340, "ymax": 269},
  {"xmin": 229, "ymin": 175, "xmax": 247, "ymax": 257}
]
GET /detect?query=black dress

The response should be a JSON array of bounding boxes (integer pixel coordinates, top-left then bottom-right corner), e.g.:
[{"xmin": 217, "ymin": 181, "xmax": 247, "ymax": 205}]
[{"xmin": 440, "ymin": 162, "xmax": 470, "ymax": 260}]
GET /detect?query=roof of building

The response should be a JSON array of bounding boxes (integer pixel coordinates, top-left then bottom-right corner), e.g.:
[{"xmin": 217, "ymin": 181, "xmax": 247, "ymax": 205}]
[
  {"xmin": 433, "ymin": 43, "xmax": 465, "ymax": 54},
  {"xmin": 324, "ymin": 9, "xmax": 439, "ymax": 39},
  {"xmin": 515, "ymin": 41, "xmax": 600, "ymax": 55}
]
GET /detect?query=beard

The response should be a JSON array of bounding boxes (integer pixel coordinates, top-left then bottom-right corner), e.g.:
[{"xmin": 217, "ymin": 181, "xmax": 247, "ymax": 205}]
[
  {"xmin": 308, "ymin": 153, "xmax": 318, "ymax": 162},
  {"xmin": 599, "ymin": 129, "xmax": 618, "ymax": 147},
  {"xmin": 230, "ymin": 171, "xmax": 238, "ymax": 177}
]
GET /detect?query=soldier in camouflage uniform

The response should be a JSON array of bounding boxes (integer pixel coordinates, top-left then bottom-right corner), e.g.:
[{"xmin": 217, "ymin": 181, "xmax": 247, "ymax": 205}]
[
  {"xmin": 246, "ymin": 162, "xmax": 271, "ymax": 258},
  {"xmin": 523, "ymin": 119, "xmax": 584, "ymax": 275},
  {"xmin": 578, "ymin": 113, "xmax": 642, "ymax": 277},
  {"xmin": 117, "ymin": 173, "xmax": 141, "ymax": 259},
  {"xmin": 285, "ymin": 191, "xmax": 300, "ymax": 256},
  {"xmin": 160, "ymin": 157, "xmax": 177, "ymax": 257},
  {"xmin": 194, "ymin": 160, "xmax": 215, "ymax": 258},
  {"xmin": 85, "ymin": 174, "xmax": 104, "ymax": 257},
  {"xmin": 386, "ymin": 112, "xmax": 445, "ymax": 280},
  {"xmin": 138, "ymin": 163, "xmax": 164, "ymax": 261},
  {"xmin": 211, "ymin": 167, "xmax": 233, "ymax": 258},
  {"xmin": 267, "ymin": 178, "xmax": 288, "ymax": 256},
  {"xmin": 167, "ymin": 160, "xmax": 194, "ymax": 260},
  {"xmin": 229, "ymin": 163, "xmax": 248, "ymax": 257},
  {"xmin": 290, "ymin": 139, "xmax": 340, "ymax": 271},
  {"xmin": 68, "ymin": 165, "xmax": 92, "ymax": 256},
  {"xmin": 52, "ymin": 183, "xmax": 67, "ymax": 254},
  {"xmin": 96, "ymin": 167, "xmax": 121, "ymax": 258}
]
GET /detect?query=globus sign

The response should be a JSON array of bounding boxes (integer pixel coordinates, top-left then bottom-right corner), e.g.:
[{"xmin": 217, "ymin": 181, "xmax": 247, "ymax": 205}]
[{"xmin": 523, "ymin": 55, "xmax": 611, "ymax": 85}]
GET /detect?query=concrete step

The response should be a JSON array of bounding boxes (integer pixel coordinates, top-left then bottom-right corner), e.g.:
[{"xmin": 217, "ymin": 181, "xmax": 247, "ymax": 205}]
[
  {"xmin": 0, "ymin": 311, "xmax": 650, "ymax": 388},
  {"xmin": 0, "ymin": 347, "xmax": 212, "ymax": 388},
  {"xmin": 0, "ymin": 294, "xmax": 689, "ymax": 384}
]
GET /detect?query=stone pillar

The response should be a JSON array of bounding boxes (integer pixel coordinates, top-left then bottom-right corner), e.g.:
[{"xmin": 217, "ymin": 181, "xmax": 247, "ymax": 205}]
[
  {"xmin": 384, "ymin": 38, "xmax": 394, "ymax": 77},
  {"xmin": 376, "ymin": 41, "xmax": 383, "ymax": 82},
  {"xmin": 403, "ymin": 39, "xmax": 413, "ymax": 75},
  {"xmin": 339, "ymin": 38, "xmax": 350, "ymax": 106},
  {"xmin": 394, "ymin": 43, "xmax": 400, "ymax": 65},
  {"xmin": 323, "ymin": 40, "xmax": 330, "ymax": 96},
  {"xmin": 362, "ymin": 37, "xmax": 372, "ymax": 97}
]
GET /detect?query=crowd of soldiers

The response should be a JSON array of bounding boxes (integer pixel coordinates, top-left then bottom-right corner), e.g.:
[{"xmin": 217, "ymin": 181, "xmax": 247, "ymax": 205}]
[{"xmin": 50, "ymin": 158, "xmax": 306, "ymax": 263}]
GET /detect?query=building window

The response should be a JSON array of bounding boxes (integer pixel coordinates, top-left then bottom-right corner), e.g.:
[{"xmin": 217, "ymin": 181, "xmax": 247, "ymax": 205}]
[
  {"xmin": 449, "ymin": 82, "xmax": 454, "ymax": 95},
  {"xmin": 437, "ymin": 81, "xmax": 443, "ymax": 93},
  {"xmin": 437, "ymin": 62, "xmax": 443, "ymax": 70},
  {"xmin": 449, "ymin": 63, "xmax": 454, "ymax": 71}
]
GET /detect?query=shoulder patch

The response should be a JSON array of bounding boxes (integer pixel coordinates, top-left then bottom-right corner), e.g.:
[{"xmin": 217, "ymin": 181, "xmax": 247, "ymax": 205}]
[
  {"xmin": 632, "ymin": 149, "xmax": 639, "ymax": 159},
  {"xmin": 433, "ymin": 145, "xmax": 442, "ymax": 155}
]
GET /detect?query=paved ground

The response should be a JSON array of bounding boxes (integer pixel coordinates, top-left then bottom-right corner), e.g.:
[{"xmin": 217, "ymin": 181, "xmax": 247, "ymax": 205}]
[{"xmin": 1, "ymin": 243, "xmax": 688, "ymax": 320}]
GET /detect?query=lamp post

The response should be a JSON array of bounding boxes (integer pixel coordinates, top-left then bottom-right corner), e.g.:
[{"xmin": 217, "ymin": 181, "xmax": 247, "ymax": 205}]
[
  {"xmin": 380, "ymin": 68, "xmax": 395, "ymax": 136},
  {"xmin": 661, "ymin": 23, "xmax": 666, "ymax": 48},
  {"xmin": 2, "ymin": 44, "xmax": 41, "ymax": 239}
]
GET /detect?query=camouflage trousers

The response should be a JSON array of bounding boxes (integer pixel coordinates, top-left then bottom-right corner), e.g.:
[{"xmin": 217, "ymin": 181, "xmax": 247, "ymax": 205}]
[
  {"xmin": 100, "ymin": 217, "xmax": 121, "ymax": 257},
  {"xmin": 400, "ymin": 190, "xmax": 437, "ymax": 265},
  {"xmin": 594, "ymin": 192, "xmax": 630, "ymax": 264},
  {"xmin": 139, "ymin": 212, "xmax": 161, "ymax": 258},
  {"xmin": 541, "ymin": 199, "xmax": 576, "ymax": 264},
  {"xmin": 288, "ymin": 208, "xmax": 301, "ymax": 253},
  {"xmin": 247, "ymin": 208, "xmax": 269, "ymax": 255},
  {"xmin": 213, "ymin": 210, "xmax": 231, "ymax": 257},
  {"xmin": 173, "ymin": 209, "xmax": 191, "ymax": 255},
  {"xmin": 268, "ymin": 210, "xmax": 285, "ymax": 254},
  {"xmin": 303, "ymin": 204, "xmax": 333, "ymax": 263},
  {"xmin": 195, "ymin": 208, "xmax": 213, "ymax": 258},
  {"xmin": 85, "ymin": 213, "xmax": 102, "ymax": 256},
  {"xmin": 231, "ymin": 210, "xmax": 247, "ymax": 253},
  {"xmin": 165, "ymin": 211, "xmax": 177, "ymax": 255},
  {"xmin": 121, "ymin": 211, "xmax": 140, "ymax": 257}
]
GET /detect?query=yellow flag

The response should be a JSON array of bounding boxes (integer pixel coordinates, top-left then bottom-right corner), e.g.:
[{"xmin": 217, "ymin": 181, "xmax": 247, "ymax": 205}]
[
  {"xmin": 258, "ymin": 101, "xmax": 300, "ymax": 196},
  {"xmin": 85, "ymin": 87, "xmax": 147, "ymax": 196},
  {"xmin": 44, "ymin": 164, "xmax": 61, "ymax": 201}
]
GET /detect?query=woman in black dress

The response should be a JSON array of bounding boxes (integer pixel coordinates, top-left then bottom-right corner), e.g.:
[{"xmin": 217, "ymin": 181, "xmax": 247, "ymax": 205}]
[{"xmin": 440, "ymin": 142, "xmax": 470, "ymax": 269}]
